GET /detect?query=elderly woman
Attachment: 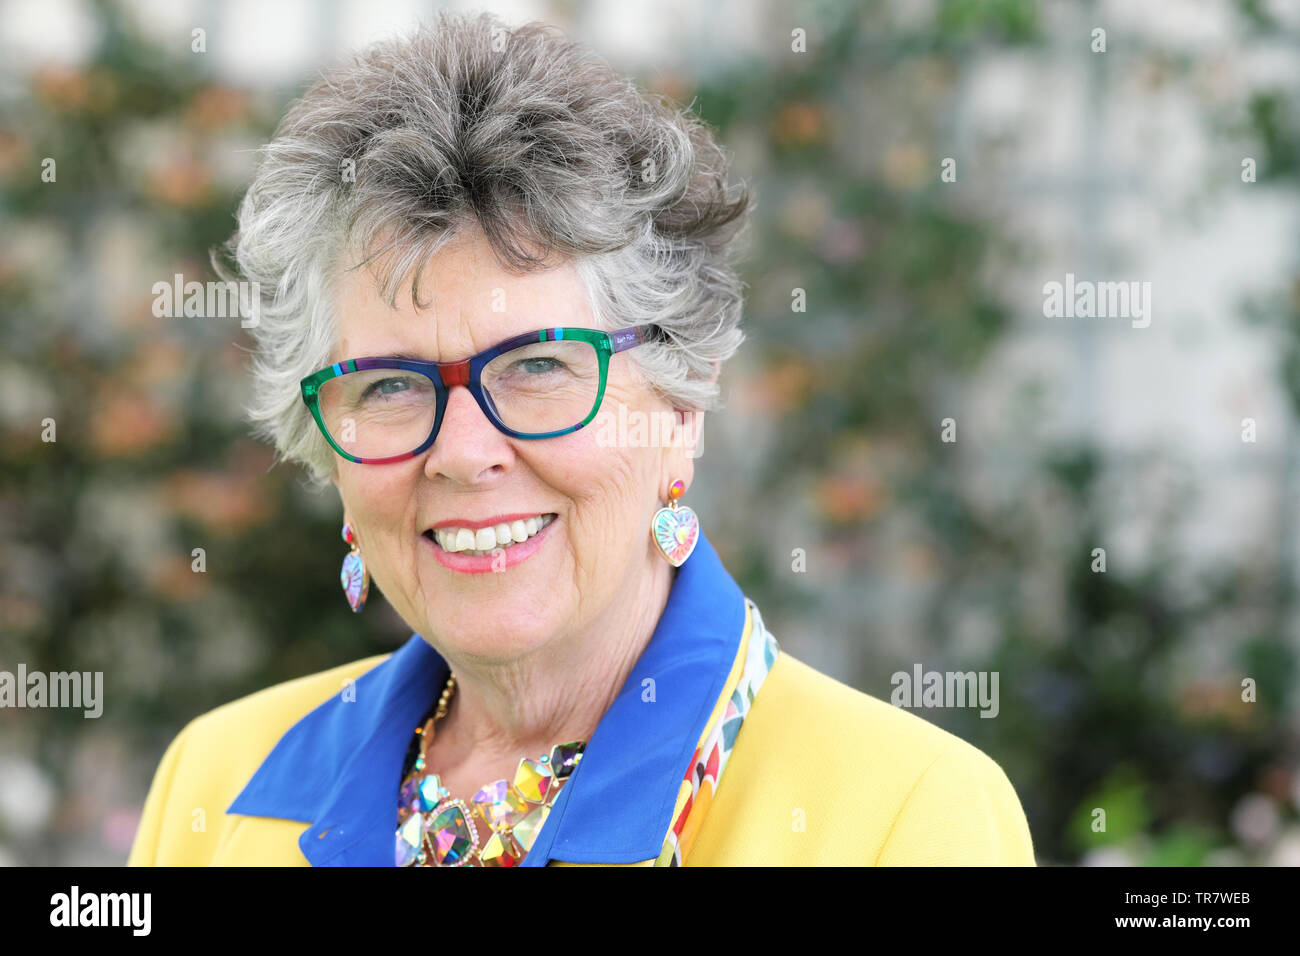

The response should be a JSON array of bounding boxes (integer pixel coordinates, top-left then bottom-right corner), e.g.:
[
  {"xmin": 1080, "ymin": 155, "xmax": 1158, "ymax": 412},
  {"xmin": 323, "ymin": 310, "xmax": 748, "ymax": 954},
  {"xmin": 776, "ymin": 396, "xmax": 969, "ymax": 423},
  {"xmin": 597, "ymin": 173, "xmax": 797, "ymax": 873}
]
[{"xmin": 128, "ymin": 13, "xmax": 1034, "ymax": 867}]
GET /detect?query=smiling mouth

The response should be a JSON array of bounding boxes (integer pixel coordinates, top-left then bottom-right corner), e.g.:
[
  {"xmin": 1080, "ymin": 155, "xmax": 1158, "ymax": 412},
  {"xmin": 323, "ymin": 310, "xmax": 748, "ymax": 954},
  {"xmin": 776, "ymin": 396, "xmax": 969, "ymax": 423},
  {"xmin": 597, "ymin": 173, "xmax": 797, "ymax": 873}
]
[{"xmin": 423, "ymin": 514, "xmax": 558, "ymax": 557}]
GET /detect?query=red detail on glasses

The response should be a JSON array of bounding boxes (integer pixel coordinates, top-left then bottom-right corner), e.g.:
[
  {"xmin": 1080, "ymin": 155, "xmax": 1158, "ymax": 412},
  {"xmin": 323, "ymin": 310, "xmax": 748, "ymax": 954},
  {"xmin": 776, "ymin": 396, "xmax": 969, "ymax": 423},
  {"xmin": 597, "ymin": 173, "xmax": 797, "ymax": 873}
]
[{"xmin": 439, "ymin": 360, "xmax": 470, "ymax": 388}]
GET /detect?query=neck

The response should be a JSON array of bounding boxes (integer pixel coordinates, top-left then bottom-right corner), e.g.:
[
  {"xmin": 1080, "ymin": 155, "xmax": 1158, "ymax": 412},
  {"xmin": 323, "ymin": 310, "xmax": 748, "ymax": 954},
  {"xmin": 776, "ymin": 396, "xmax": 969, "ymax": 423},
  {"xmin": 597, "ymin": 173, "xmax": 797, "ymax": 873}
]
[{"xmin": 431, "ymin": 551, "xmax": 676, "ymax": 768}]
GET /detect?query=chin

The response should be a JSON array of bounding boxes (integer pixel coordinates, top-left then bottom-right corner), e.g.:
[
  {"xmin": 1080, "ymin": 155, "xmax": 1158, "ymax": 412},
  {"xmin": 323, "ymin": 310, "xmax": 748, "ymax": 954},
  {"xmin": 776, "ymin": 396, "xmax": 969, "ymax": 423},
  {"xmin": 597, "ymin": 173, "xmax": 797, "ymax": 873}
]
[{"xmin": 437, "ymin": 616, "xmax": 554, "ymax": 662}]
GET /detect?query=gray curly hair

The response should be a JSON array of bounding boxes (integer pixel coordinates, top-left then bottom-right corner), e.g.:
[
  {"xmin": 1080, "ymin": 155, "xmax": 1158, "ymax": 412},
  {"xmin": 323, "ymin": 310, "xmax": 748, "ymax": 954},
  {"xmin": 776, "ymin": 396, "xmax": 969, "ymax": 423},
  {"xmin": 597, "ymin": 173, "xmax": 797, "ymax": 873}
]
[{"xmin": 216, "ymin": 10, "xmax": 752, "ymax": 486}]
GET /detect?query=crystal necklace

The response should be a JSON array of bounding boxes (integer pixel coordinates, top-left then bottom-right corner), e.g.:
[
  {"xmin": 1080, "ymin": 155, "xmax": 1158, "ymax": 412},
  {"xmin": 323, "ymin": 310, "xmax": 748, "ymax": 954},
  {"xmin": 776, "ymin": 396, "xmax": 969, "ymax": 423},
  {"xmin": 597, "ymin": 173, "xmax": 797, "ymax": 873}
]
[{"xmin": 395, "ymin": 673, "xmax": 586, "ymax": 866}]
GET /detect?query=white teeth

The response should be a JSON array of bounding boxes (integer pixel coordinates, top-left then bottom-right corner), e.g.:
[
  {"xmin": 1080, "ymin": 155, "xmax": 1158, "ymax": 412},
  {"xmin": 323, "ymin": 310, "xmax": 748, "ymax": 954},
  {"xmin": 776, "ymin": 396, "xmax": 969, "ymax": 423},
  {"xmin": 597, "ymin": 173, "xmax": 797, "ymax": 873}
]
[{"xmin": 434, "ymin": 515, "xmax": 555, "ymax": 554}]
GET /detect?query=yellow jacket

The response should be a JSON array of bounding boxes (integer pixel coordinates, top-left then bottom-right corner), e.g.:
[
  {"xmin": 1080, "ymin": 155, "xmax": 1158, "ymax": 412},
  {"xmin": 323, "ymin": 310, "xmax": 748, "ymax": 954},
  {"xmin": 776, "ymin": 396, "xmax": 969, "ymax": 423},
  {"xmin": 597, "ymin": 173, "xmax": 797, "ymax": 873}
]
[{"xmin": 128, "ymin": 534, "xmax": 1035, "ymax": 867}]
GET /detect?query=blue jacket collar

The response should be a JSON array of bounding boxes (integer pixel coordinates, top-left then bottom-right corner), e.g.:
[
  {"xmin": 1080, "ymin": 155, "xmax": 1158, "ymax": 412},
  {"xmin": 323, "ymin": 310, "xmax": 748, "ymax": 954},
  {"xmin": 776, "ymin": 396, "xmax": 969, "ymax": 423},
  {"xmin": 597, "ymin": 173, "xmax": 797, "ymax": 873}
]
[{"xmin": 227, "ymin": 530, "xmax": 746, "ymax": 866}]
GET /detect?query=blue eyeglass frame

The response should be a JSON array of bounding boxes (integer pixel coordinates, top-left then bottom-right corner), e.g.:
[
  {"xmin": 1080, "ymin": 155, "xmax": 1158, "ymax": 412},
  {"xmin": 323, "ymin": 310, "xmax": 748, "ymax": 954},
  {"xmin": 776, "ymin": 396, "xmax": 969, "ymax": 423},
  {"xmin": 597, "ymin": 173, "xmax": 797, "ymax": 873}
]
[{"xmin": 300, "ymin": 324, "xmax": 660, "ymax": 464}]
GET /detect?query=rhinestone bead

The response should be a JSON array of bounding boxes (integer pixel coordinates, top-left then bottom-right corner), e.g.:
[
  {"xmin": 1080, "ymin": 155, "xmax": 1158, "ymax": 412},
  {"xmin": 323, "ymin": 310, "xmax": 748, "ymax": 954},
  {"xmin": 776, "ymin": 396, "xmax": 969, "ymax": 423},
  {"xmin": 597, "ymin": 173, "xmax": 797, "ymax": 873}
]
[
  {"xmin": 549, "ymin": 741, "xmax": 586, "ymax": 779},
  {"xmin": 472, "ymin": 779, "xmax": 530, "ymax": 828},
  {"xmin": 479, "ymin": 830, "xmax": 523, "ymax": 867},
  {"xmin": 418, "ymin": 775, "xmax": 448, "ymax": 812},
  {"xmin": 427, "ymin": 802, "xmax": 476, "ymax": 866},
  {"xmin": 512, "ymin": 804, "xmax": 549, "ymax": 853},
  {"xmin": 399, "ymin": 777, "xmax": 420, "ymax": 811},
  {"xmin": 513, "ymin": 758, "xmax": 554, "ymax": 803},
  {"xmin": 396, "ymin": 830, "xmax": 420, "ymax": 867}
]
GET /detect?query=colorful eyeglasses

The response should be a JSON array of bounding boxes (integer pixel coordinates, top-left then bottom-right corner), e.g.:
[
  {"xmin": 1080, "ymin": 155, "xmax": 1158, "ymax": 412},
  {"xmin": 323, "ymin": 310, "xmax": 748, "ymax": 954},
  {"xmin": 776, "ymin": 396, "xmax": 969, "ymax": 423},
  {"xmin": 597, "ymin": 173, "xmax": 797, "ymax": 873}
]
[{"xmin": 300, "ymin": 325, "xmax": 660, "ymax": 464}]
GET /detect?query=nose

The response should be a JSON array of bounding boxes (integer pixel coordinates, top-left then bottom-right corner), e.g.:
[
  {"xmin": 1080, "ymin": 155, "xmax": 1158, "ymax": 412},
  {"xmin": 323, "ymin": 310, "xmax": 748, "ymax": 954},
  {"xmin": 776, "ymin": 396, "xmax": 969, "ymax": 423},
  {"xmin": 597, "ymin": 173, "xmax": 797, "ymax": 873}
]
[{"xmin": 422, "ymin": 383, "xmax": 512, "ymax": 484}]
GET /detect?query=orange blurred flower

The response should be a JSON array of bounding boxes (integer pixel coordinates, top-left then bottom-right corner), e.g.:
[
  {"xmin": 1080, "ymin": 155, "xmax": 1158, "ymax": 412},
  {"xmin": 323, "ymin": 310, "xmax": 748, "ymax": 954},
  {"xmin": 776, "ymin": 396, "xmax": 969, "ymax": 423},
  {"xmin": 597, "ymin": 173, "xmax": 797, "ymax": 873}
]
[
  {"xmin": 881, "ymin": 143, "xmax": 928, "ymax": 191},
  {"xmin": 32, "ymin": 65, "xmax": 90, "ymax": 110},
  {"xmin": 164, "ymin": 460, "xmax": 272, "ymax": 534},
  {"xmin": 748, "ymin": 359, "xmax": 814, "ymax": 415},
  {"xmin": 1177, "ymin": 680, "xmax": 1254, "ymax": 729},
  {"xmin": 89, "ymin": 390, "xmax": 178, "ymax": 457},
  {"xmin": 185, "ymin": 86, "xmax": 250, "ymax": 129},
  {"xmin": 123, "ymin": 339, "xmax": 187, "ymax": 388},
  {"xmin": 146, "ymin": 155, "xmax": 213, "ymax": 207},
  {"xmin": 0, "ymin": 129, "xmax": 30, "ymax": 182},
  {"xmin": 816, "ymin": 474, "xmax": 883, "ymax": 524},
  {"xmin": 772, "ymin": 102, "xmax": 825, "ymax": 146},
  {"xmin": 148, "ymin": 552, "xmax": 209, "ymax": 602},
  {"xmin": 648, "ymin": 71, "xmax": 692, "ymax": 105}
]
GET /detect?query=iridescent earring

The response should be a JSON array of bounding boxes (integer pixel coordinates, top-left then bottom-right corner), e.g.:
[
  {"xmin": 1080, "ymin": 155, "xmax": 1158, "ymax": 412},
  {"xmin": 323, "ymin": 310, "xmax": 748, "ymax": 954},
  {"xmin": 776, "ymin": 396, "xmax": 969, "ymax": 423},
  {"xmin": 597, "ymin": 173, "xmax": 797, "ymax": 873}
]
[
  {"xmin": 340, "ymin": 523, "xmax": 369, "ymax": 613},
  {"xmin": 651, "ymin": 479, "xmax": 699, "ymax": 567}
]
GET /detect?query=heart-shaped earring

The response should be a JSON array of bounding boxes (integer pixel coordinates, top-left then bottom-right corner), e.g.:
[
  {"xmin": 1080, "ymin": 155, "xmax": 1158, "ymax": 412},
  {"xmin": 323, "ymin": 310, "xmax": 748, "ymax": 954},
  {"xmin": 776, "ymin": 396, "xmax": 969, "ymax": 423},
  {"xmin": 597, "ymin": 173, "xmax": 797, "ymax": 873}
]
[
  {"xmin": 340, "ymin": 523, "xmax": 369, "ymax": 613},
  {"xmin": 651, "ymin": 479, "xmax": 699, "ymax": 567}
]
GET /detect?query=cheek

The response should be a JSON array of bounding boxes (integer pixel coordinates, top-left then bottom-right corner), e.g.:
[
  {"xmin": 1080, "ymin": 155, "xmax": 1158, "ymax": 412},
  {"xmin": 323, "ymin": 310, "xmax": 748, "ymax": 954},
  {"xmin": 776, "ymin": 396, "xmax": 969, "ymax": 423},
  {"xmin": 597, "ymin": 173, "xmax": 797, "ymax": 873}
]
[
  {"xmin": 337, "ymin": 465, "xmax": 418, "ymax": 549},
  {"xmin": 538, "ymin": 434, "xmax": 657, "ymax": 541}
]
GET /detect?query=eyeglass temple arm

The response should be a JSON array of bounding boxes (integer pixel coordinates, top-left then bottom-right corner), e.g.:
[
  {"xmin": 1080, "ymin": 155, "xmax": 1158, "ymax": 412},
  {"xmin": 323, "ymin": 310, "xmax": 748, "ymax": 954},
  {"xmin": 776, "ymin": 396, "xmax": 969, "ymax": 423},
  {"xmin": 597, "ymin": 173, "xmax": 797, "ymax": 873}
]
[{"xmin": 609, "ymin": 324, "xmax": 660, "ymax": 353}]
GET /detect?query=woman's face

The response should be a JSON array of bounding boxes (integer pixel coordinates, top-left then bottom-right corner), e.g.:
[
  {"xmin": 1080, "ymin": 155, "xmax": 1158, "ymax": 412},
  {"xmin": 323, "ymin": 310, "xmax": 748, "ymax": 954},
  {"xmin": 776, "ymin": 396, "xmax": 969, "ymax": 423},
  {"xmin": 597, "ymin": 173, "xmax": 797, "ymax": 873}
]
[{"xmin": 329, "ymin": 229, "xmax": 698, "ymax": 664}]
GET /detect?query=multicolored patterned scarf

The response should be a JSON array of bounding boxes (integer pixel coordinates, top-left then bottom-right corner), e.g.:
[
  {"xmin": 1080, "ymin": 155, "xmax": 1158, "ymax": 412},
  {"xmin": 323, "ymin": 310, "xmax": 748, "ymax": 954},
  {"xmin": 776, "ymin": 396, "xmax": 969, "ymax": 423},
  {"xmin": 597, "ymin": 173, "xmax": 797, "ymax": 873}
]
[{"xmin": 655, "ymin": 598, "xmax": 780, "ymax": 866}]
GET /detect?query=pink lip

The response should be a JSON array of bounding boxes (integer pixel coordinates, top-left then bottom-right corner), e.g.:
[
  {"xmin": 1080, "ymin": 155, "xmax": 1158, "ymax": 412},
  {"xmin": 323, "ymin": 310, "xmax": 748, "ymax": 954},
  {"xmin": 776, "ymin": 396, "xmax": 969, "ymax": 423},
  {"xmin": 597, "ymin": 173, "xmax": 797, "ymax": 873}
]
[
  {"xmin": 424, "ymin": 515, "xmax": 558, "ymax": 575},
  {"xmin": 430, "ymin": 513, "xmax": 552, "ymax": 532}
]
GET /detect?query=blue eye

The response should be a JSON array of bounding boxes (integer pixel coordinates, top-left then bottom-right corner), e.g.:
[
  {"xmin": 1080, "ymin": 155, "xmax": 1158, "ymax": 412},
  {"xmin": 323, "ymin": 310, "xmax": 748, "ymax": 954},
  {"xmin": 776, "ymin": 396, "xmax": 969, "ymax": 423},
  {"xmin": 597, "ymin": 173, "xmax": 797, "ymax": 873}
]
[
  {"xmin": 362, "ymin": 377, "xmax": 412, "ymax": 400},
  {"xmin": 519, "ymin": 357, "xmax": 564, "ymax": 374}
]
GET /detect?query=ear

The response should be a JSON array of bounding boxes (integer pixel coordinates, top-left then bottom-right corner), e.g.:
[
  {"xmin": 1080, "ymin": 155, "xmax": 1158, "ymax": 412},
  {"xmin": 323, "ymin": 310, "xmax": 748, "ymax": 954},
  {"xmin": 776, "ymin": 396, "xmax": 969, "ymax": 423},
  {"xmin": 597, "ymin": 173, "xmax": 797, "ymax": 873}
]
[
  {"xmin": 656, "ymin": 363, "xmax": 719, "ymax": 496},
  {"xmin": 658, "ymin": 405, "xmax": 704, "ymax": 502},
  {"xmin": 330, "ymin": 475, "xmax": 352, "ymax": 534},
  {"xmin": 679, "ymin": 407, "xmax": 705, "ymax": 461}
]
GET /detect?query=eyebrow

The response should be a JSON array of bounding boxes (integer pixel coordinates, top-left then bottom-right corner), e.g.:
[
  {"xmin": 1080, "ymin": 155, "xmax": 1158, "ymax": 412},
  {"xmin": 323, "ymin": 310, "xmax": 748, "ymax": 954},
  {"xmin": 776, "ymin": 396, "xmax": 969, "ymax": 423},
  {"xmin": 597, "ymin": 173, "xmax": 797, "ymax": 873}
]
[{"xmin": 355, "ymin": 330, "xmax": 548, "ymax": 364}]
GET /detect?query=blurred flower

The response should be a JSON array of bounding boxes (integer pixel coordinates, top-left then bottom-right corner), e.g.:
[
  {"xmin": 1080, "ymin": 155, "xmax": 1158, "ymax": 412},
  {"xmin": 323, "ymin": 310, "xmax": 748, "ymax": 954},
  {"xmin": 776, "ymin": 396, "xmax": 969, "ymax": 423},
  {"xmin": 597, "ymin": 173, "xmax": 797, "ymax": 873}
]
[
  {"xmin": 746, "ymin": 358, "xmax": 814, "ymax": 415},
  {"xmin": 102, "ymin": 806, "xmax": 142, "ymax": 854},
  {"xmin": 1258, "ymin": 762, "xmax": 1294, "ymax": 803},
  {"xmin": 0, "ymin": 594, "xmax": 45, "ymax": 632},
  {"xmin": 816, "ymin": 474, "xmax": 882, "ymax": 524},
  {"xmin": 31, "ymin": 65, "xmax": 91, "ymax": 111},
  {"xmin": 1177, "ymin": 679, "xmax": 1253, "ymax": 728},
  {"xmin": 0, "ymin": 756, "xmax": 55, "ymax": 836},
  {"xmin": 817, "ymin": 218, "xmax": 866, "ymax": 264},
  {"xmin": 184, "ymin": 86, "xmax": 250, "ymax": 129},
  {"xmin": 88, "ymin": 388, "xmax": 178, "ymax": 458},
  {"xmin": 901, "ymin": 542, "xmax": 938, "ymax": 578},
  {"xmin": 881, "ymin": 143, "xmax": 928, "ymax": 191},
  {"xmin": 1229, "ymin": 793, "xmax": 1279, "ymax": 848},
  {"xmin": 147, "ymin": 552, "xmax": 210, "ymax": 602},
  {"xmin": 779, "ymin": 183, "xmax": 830, "ymax": 239},
  {"xmin": 145, "ymin": 154, "xmax": 213, "ymax": 207},
  {"xmin": 772, "ymin": 101, "xmax": 826, "ymax": 147},
  {"xmin": 647, "ymin": 70, "xmax": 691, "ymax": 105},
  {"xmin": 123, "ymin": 339, "xmax": 187, "ymax": 389},
  {"xmin": 164, "ymin": 461, "xmax": 271, "ymax": 534},
  {"xmin": 0, "ymin": 129, "xmax": 30, "ymax": 183}
]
